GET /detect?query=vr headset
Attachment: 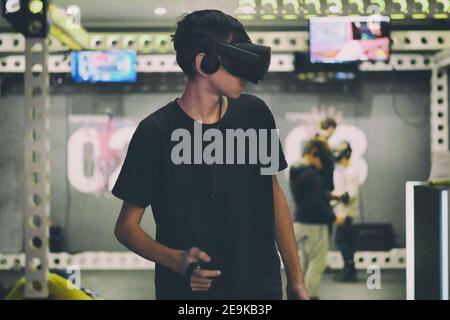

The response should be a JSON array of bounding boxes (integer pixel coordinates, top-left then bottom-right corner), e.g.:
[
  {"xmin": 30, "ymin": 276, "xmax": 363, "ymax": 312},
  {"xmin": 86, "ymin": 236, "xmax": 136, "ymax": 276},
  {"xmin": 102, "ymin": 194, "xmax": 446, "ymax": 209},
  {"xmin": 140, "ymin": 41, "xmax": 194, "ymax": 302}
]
[
  {"xmin": 216, "ymin": 41, "xmax": 271, "ymax": 84},
  {"xmin": 333, "ymin": 142, "xmax": 352, "ymax": 161},
  {"xmin": 187, "ymin": 38, "xmax": 271, "ymax": 84}
]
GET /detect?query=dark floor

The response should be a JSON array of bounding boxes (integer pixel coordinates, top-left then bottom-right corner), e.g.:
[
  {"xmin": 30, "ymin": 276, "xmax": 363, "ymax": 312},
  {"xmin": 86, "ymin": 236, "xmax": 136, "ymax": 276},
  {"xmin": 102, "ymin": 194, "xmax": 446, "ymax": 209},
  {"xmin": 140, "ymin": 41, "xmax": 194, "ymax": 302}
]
[{"xmin": 1, "ymin": 269, "xmax": 405, "ymax": 300}]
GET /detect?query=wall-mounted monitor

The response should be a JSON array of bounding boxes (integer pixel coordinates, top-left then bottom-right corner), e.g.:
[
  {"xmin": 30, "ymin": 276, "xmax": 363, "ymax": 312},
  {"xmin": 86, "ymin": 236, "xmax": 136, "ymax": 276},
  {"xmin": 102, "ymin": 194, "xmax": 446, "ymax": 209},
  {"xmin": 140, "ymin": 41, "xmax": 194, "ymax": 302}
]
[
  {"xmin": 71, "ymin": 50, "xmax": 137, "ymax": 83},
  {"xmin": 309, "ymin": 16, "xmax": 391, "ymax": 64}
]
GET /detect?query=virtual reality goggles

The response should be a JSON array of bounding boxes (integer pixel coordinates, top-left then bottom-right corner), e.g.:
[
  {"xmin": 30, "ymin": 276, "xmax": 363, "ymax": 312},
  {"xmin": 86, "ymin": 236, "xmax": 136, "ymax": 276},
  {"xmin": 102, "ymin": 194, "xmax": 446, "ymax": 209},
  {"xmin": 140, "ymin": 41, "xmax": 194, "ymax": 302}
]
[
  {"xmin": 216, "ymin": 41, "xmax": 271, "ymax": 84},
  {"xmin": 187, "ymin": 39, "xmax": 271, "ymax": 84}
]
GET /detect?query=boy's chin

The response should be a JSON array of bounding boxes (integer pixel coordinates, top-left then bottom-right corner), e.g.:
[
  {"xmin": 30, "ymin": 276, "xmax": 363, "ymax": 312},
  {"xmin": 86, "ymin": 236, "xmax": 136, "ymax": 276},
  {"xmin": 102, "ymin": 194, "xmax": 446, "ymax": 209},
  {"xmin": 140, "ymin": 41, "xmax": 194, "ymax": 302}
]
[{"xmin": 228, "ymin": 91, "xmax": 243, "ymax": 99}]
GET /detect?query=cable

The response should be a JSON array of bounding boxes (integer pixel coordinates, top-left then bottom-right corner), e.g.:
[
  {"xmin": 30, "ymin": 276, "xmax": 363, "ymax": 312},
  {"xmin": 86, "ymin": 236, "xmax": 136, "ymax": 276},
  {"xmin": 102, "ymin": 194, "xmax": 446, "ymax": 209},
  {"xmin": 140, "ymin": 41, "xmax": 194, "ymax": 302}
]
[{"xmin": 210, "ymin": 95, "xmax": 223, "ymax": 199}]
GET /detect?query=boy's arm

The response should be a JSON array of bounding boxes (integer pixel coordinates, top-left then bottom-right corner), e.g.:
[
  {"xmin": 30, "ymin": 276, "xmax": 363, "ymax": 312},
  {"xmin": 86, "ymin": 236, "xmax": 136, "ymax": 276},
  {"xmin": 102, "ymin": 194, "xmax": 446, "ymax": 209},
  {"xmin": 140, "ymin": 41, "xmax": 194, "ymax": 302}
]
[
  {"xmin": 272, "ymin": 175, "xmax": 310, "ymax": 300},
  {"xmin": 114, "ymin": 201, "xmax": 183, "ymax": 273},
  {"xmin": 114, "ymin": 201, "xmax": 221, "ymax": 291}
]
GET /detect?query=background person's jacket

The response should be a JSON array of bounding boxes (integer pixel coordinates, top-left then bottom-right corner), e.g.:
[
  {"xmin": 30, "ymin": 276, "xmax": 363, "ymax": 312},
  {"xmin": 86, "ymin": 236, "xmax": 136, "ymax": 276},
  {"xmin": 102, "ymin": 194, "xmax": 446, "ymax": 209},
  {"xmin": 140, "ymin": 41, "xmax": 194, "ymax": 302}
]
[{"xmin": 289, "ymin": 162, "xmax": 336, "ymax": 224}]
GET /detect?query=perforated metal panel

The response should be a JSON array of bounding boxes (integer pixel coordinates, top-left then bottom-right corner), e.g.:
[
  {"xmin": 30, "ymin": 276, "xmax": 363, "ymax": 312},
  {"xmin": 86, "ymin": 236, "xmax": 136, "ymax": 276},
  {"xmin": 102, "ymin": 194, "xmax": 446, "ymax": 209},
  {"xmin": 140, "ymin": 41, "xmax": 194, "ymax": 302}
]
[
  {"xmin": 23, "ymin": 38, "xmax": 51, "ymax": 298},
  {"xmin": 0, "ymin": 53, "xmax": 296, "ymax": 73},
  {"xmin": 430, "ymin": 66, "xmax": 449, "ymax": 152},
  {"xmin": 1, "ymin": 31, "xmax": 449, "ymax": 53},
  {"xmin": 0, "ymin": 249, "xmax": 407, "ymax": 271},
  {"xmin": 359, "ymin": 54, "xmax": 434, "ymax": 71}
]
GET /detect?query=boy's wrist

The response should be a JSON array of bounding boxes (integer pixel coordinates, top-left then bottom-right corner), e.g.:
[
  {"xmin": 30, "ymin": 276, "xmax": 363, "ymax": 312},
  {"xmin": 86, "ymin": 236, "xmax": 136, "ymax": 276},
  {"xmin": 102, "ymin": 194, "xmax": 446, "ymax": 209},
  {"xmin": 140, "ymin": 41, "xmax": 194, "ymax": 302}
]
[
  {"xmin": 286, "ymin": 269, "xmax": 305, "ymax": 286},
  {"xmin": 166, "ymin": 249, "xmax": 184, "ymax": 274}
]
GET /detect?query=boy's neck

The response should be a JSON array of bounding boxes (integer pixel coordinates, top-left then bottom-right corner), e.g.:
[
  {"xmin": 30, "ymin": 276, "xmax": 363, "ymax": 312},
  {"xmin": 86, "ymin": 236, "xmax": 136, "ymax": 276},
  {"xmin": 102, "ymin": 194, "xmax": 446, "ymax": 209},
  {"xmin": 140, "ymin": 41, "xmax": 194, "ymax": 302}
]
[{"xmin": 177, "ymin": 80, "xmax": 228, "ymax": 124}]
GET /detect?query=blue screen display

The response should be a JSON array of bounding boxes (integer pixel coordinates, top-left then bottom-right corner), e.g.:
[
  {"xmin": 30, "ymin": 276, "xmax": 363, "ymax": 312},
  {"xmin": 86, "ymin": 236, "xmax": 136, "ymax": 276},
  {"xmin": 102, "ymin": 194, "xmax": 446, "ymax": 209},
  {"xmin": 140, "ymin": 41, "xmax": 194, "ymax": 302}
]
[{"xmin": 71, "ymin": 50, "xmax": 137, "ymax": 83}]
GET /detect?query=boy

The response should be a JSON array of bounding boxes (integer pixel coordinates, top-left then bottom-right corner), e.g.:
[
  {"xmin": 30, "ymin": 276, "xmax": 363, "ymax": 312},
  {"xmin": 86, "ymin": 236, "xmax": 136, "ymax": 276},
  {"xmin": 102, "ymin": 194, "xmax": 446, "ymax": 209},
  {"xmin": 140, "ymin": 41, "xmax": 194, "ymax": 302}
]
[{"xmin": 112, "ymin": 9, "xmax": 308, "ymax": 300}]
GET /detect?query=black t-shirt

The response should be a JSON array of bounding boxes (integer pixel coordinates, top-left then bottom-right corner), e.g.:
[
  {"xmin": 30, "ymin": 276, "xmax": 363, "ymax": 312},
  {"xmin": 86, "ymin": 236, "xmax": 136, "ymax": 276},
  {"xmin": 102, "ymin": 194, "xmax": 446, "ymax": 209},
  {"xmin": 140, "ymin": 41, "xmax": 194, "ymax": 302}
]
[
  {"xmin": 112, "ymin": 93, "xmax": 288, "ymax": 300},
  {"xmin": 289, "ymin": 163, "xmax": 335, "ymax": 224}
]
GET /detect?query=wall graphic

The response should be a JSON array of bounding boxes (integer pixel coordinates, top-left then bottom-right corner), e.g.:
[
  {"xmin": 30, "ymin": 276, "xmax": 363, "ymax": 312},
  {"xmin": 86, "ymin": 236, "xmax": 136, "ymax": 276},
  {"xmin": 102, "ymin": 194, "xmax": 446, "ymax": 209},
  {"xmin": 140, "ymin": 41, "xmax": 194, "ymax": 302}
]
[
  {"xmin": 68, "ymin": 115, "xmax": 136, "ymax": 196},
  {"xmin": 284, "ymin": 106, "xmax": 368, "ymax": 185}
]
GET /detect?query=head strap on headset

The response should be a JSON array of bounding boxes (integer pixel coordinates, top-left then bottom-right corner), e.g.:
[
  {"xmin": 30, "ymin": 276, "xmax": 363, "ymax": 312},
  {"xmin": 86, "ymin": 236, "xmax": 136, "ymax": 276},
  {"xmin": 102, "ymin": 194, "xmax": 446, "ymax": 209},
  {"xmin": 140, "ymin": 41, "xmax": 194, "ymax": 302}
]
[{"xmin": 184, "ymin": 37, "xmax": 271, "ymax": 84}]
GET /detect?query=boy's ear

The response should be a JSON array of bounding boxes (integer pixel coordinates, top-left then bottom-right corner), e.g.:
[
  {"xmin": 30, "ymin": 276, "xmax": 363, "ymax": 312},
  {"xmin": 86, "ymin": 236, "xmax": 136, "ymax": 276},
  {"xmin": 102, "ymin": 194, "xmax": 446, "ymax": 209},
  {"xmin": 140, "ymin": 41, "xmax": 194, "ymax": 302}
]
[{"xmin": 194, "ymin": 53, "xmax": 208, "ymax": 78}]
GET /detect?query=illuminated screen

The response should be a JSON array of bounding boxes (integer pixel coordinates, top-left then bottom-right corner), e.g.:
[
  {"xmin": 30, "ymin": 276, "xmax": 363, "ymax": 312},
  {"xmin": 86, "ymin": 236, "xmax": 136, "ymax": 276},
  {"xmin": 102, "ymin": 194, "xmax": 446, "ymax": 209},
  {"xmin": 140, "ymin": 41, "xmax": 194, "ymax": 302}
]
[
  {"xmin": 71, "ymin": 50, "xmax": 137, "ymax": 83},
  {"xmin": 309, "ymin": 16, "xmax": 391, "ymax": 64}
]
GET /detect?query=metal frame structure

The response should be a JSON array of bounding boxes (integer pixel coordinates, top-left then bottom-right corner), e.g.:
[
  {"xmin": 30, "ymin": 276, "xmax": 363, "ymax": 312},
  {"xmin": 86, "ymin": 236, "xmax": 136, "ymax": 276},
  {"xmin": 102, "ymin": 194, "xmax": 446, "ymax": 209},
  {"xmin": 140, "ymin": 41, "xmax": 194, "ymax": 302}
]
[
  {"xmin": 23, "ymin": 37, "xmax": 51, "ymax": 298},
  {"xmin": 0, "ymin": 248, "xmax": 407, "ymax": 271},
  {"xmin": 431, "ymin": 49, "xmax": 450, "ymax": 152},
  {"xmin": 1, "ymin": 30, "xmax": 450, "ymax": 53}
]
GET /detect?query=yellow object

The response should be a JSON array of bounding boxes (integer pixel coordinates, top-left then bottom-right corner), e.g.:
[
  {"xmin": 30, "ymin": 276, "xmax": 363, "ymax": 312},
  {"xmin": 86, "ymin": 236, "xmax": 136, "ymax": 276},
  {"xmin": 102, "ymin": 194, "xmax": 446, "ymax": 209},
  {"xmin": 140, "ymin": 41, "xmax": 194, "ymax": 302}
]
[
  {"xmin": 29, "ymin": 0, "xmax": 44, "ymax": 14},
  {"xmin": 5, "ymin": 273, "xmax": 95, "ymax": 300},
  {"xmin": 335, "ymin": 214, "xmax": 347, "ymax": 225},
  {"xmin": 48, "ymin": 3, "xmax": 90, "ymax": 50}
]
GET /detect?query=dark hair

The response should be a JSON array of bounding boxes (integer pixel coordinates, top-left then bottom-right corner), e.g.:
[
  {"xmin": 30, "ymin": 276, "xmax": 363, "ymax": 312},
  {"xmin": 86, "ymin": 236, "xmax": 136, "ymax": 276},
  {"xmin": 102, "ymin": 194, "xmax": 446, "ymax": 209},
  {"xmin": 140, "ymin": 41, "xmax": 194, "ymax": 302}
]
[
  {"xmin": 170, "ymin": 9, "xmax": 250, "ymax": 80},
  {"xmin": 302, "ymin": 139, "xmax": 328, "ymax": 157},
  {"xmin": 320, "ymin": 117, "xmax": 337, "ymax": 130},
  {"xmin": 335, "ymin": 141, "xmax": 352, "ymax": 161}
]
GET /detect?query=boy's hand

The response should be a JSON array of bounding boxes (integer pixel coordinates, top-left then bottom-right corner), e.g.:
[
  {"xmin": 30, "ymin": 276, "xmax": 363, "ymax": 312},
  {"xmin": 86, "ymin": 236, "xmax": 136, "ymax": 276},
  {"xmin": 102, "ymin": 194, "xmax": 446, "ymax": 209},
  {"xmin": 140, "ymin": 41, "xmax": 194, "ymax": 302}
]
[
  {"xmin": 178, "ymin": 247, "xmax": 222, "ymax": 291},
  {"xmin": 287, "ymin": 282, "xmax": 310, "ymax": 300},
  {"xmin": 335, "ymin": 214, "xmax": 347, "ymax": 225}
]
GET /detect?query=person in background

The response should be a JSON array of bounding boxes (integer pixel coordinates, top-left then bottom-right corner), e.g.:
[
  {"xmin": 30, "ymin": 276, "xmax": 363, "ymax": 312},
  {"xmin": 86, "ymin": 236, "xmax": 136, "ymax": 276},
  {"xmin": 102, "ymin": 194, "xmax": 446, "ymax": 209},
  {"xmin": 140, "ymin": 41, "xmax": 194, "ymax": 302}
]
[
  {"xmin": 315, "ymin": 117, "xmax": 338, "ymax": 236},
  {"xmin": 315, "ymin": 117, "xmax": 337, "ymax": 194},
  {"xmin": 290, "ymin": 139, "xmax": 345, "ymax": 299},
  {"xmin": 332, "ymin": 141, "xmax": 360, "ymax": 282}
]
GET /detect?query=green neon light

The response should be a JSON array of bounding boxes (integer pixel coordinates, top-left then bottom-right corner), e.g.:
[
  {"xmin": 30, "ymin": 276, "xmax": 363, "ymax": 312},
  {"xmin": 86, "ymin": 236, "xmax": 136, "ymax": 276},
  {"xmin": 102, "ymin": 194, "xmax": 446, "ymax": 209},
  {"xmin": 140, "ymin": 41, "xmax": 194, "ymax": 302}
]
[
  {"xmin": 432, "ymin": 13, "xmax": 448, "ymax": 19},
  {"xmin": 326, "ymin": 0, "xmax": 343, "ymax": 14},
  {"xmin": 261, "ymin": 0, "xmax": 278, "ymax": 14},
  {"xmin": 411, "ymin": 13, "xmax": 427, "ymax": 18},
  {"xmin": 370, "ymin": 0, "xmax": 386, "ymax": 13},
  {"xmin": 414, "ymin": 0, "xmax": 430, "ymax": 13},
  {"xmin": 236, "ymin": 0, "xmax": 256, "ymax": 15},
  {"xmin": 281, "ymin": 14, "xmax": 298, "ymax": 19},
  {"xmin": 390, "ymin": 13, "xmax": 406, "ymax": 19},
  {"xmin": 29, "ymin": 0, "xmax": 44, "ymax": 14},
  {"xmin": 435, "ymin": 0, "xmax": 449, "ymax": 13},
  {"xmin": 236, "ymin": 15, "xmax": 256, "ymax": 20},
  {"xmin": 305, "ymin": 0, "xmax": 321, "ymax": 14},
  {"xmin": 392, "ymin": 0, "xmax": 408, "ymax": 14},
  {"xmin": 282, "ymin": 0, "xmax": 300, "ymax": 15},
  {"xmin": 348, "ymin": 0, "xmax": 364, "ymax": 14}
]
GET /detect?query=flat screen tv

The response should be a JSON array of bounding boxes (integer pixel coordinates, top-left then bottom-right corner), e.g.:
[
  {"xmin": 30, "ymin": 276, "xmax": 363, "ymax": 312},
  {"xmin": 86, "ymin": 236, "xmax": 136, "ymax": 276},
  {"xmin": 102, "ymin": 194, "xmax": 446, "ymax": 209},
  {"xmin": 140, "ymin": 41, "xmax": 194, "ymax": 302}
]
[
  {"xmin": 71, "ymin": 50, "xmax": 137, "ymax": 83},
  {"xmin": 309, "ymin": 16, "xmax": 391, "ymax": 64}
]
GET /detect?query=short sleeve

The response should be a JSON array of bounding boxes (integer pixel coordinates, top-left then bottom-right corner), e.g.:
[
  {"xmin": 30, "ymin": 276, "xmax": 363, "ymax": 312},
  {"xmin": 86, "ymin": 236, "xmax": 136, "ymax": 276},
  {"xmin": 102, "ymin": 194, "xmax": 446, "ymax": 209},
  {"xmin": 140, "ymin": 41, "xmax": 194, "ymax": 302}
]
[
  {"xmin": 111, "ymin": 121, "xmax": 161, "ymax": 208},
  {"xmin": 260, "ymin": 100, "xmax": 288, "ymax": 173}
]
